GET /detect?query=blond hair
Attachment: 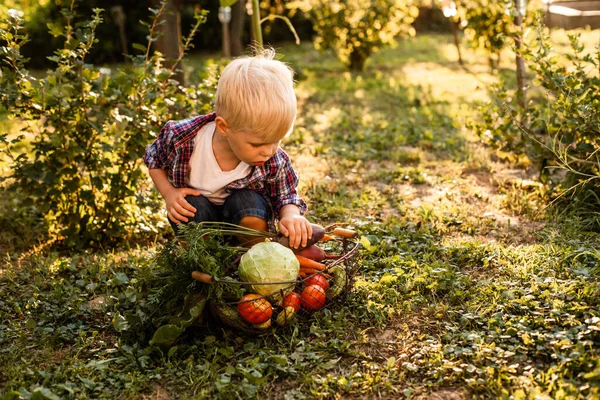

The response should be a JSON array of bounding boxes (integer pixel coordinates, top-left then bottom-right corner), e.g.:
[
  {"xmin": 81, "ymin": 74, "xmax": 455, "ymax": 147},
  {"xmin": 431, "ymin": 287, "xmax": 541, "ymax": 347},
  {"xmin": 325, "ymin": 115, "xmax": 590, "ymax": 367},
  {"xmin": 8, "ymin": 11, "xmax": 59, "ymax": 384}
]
[{"xmin": 215, "ymin": 48, "xmax": 297, "ymax": 140}]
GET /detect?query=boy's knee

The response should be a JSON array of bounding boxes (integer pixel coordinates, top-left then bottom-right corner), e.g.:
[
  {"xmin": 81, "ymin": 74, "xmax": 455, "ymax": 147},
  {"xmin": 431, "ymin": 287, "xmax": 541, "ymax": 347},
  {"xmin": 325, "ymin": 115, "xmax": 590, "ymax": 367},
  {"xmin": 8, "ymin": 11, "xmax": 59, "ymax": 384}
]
[
  {"xmin": 184, "ymin": 194, "xmax": 220, "ymax": 223},
  {"xmin": 237, "ymin": 216, "xmax": 268, "ymax": 247},
  {"xmin": 238, "ymin": 215, "xmax": 267, "ymax": 232},
  {"xmin": 185, "ymin": 194, "xmax": 210, "ymax": 208},
  {"xmin": 223, "ymin": 190, "xmax": 270, "ymax": 224}
]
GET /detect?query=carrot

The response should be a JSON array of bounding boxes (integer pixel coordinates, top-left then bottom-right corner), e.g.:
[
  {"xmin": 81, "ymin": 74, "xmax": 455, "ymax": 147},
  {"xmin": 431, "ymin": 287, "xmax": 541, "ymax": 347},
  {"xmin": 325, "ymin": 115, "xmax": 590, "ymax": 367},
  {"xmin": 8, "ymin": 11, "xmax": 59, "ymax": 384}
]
[
  {"xmin": 320, "ymin": 235, "xmax": 336, "ymax": 242},
  {"xmin": 296, "ymin": 254, "xmax": 326, "ymax": 271},
  {"xmin": 332, "ymin": 227, "xmax": 357, "ymax": 238},
  {"xmin": 299, "ymin": 265, "xmax": 332, "ymax": 277},
  {"xmin": 191, "ymin": 271, "xmax": 215, "ymax": 284},
  {"xmin": 300, "ymin": 267, "xmax": 321, "ymax": 274}
]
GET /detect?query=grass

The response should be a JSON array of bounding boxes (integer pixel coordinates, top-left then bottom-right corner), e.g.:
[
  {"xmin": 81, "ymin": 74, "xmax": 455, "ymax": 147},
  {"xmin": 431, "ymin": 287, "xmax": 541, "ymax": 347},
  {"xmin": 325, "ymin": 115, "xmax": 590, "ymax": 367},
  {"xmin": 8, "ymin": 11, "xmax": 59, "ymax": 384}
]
[{"xmin": 1, "ymin": 30, "xmax": 600, "ymax": 399}]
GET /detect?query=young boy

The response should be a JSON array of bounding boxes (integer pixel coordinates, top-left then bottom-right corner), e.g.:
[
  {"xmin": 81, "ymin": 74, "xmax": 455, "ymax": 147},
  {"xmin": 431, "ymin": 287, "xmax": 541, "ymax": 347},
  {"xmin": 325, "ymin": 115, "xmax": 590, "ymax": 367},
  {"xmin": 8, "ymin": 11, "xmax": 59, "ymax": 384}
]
[{"xmin": 143, "ymin": 49, "xmax": 312, "ymax": 248}]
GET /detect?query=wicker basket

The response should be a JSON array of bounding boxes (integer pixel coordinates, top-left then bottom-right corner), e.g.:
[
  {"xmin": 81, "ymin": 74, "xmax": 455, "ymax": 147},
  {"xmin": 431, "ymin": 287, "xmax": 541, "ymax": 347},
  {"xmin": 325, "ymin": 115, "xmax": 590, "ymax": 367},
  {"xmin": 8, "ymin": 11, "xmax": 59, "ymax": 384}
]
[{"xmin": 203, "ymin": 239, "xmax": 360, "ymax": 335}]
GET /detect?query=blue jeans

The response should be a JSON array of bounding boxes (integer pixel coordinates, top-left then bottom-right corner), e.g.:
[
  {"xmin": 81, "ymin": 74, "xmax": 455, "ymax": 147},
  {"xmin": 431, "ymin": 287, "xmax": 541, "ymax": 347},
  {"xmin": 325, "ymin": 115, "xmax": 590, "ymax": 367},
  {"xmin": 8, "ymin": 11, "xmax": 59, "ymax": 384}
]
[{"xmin": 169, "ymin": 189, "xmax": 270, "ymax": 236}]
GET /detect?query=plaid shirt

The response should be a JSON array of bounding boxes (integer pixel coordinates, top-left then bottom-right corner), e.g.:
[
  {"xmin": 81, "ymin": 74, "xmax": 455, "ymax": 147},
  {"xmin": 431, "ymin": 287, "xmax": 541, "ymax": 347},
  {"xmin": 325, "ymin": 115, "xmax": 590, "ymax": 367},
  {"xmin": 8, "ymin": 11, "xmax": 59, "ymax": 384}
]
[{"xmin": 143, "ymin": 112, "xmax": 307, "ymax": 224}]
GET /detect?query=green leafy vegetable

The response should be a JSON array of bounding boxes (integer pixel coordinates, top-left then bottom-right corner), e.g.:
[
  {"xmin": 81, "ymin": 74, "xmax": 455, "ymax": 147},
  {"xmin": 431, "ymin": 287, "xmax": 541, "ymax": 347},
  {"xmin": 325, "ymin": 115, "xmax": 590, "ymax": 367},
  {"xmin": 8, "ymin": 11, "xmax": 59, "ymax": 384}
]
[{"xmin": 238, "ymin": 242, "xmax": 300, "ymax": 296}]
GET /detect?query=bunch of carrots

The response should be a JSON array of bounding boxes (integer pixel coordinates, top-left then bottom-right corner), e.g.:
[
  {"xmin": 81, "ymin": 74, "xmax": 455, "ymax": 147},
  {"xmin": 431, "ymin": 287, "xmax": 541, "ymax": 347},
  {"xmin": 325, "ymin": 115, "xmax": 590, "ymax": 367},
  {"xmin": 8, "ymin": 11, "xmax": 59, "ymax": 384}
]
[{"xmin": 294, "ymin": 227, "xmax": 356, "ymax": 278}]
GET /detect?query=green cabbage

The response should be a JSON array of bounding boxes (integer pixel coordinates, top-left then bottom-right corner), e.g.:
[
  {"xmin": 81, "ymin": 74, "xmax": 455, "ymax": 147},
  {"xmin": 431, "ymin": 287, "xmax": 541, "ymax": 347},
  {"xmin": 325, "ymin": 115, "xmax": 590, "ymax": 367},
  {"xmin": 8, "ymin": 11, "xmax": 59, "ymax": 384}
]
[{"xmin": 238, "ymin": 242, "xmax": 300, "ymax": 296}]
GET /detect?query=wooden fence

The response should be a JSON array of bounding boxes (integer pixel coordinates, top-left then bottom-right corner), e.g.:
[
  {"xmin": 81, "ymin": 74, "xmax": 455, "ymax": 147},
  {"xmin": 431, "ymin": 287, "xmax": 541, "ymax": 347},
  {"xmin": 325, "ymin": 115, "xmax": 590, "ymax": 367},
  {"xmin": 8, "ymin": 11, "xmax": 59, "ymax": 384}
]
[{"xmin": 544, "ymin": 0, "xmax": 600, "ymax": 29}]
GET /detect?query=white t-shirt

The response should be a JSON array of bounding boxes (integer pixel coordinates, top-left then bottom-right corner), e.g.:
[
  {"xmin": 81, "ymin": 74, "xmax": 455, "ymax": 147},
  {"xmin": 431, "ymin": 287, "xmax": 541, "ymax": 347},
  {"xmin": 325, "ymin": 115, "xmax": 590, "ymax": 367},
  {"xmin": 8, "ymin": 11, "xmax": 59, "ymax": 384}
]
[{"xmin": 185, "ymin": 122, "xmax": 252, "ymax": 205}]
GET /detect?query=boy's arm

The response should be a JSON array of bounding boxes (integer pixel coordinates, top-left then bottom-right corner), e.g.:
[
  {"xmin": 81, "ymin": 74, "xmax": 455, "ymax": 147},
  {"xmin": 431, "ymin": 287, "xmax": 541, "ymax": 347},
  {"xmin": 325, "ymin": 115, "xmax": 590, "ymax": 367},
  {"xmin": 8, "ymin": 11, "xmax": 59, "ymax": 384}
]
[
  {"xmin": 144, "ymin": 120, "xmax": 201, "ymax": 224},
  {"xmin": 269, "ymin": 150, "xmax": 310, "ymax": 248},
  {"xmin": 149, "ymin": 168, "xmax": 200, "ymax": 224}
]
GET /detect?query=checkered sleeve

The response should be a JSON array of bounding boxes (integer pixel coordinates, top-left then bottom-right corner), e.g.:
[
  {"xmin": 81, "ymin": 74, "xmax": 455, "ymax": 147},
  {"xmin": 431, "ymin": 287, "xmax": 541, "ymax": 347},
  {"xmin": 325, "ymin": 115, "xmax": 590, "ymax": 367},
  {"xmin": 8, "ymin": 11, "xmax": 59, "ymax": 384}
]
[
  {"xmin": 143, "ymin": 120, "xmax": 176, "ymax": 170},
  {"xmin": 269, "ymin": 151, "xmax": 308, "ymax": 216}
]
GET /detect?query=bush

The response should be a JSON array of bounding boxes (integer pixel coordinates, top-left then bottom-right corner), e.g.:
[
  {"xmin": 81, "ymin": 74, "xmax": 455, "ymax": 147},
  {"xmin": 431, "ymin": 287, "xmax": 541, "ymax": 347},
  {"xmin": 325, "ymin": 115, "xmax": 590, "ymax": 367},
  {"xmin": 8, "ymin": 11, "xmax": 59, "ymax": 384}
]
[
  {"xmin": 0, "ymin": 4, "xmax": 218, "ymax": 248},
  {"xmin": 293, "ymin": 0, "xmax": 419, "ymax": 71},
  {"xmin": 4, "ymin": 0, "xmax": 315, "ymax": 69},
  {"xmin": 472, "ymin": 17, "xmax": 600, "ymax": 229},
  {"xmin": 454, "ymin": 0, "xmax": 540, "ymax": 69}
]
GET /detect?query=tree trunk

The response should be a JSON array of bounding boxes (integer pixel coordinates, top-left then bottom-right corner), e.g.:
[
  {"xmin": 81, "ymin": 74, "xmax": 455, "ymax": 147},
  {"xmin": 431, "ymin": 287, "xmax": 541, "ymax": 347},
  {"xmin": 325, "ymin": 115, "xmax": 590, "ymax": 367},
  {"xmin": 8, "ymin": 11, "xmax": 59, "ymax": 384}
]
[
  {"xmin": 349, "ymin": 50, "xmax": 366, "ymax": 71},
  {"xmin": 153, "ymin": 0, "xmax": 184, "ymax": 86},
  {"xmin": 514, "ymin": 0, "xmax": 527, "ymax": 113},
  {"xmin": 251, "ymin": 0, "xmax": 263, "ymax": 50},
  {"xmin": 450, "ymin": 19, "xmax": 463, "ymax": 66},
  {"xmin": 230, "ymin": 0, "xmax": 245, "ymax": 56},
  {"xmin": 222, "ymin": 20, "xmax": 231, "ymax": 58}
]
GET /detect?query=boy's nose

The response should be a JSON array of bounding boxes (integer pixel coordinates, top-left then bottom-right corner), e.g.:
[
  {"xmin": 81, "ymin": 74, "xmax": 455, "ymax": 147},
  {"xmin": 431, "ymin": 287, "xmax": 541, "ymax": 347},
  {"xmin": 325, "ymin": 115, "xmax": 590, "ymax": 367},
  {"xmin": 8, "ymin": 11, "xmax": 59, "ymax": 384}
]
[{"xmin": 261, "ymin": 144, "xmax": 277, "ymax": 157}]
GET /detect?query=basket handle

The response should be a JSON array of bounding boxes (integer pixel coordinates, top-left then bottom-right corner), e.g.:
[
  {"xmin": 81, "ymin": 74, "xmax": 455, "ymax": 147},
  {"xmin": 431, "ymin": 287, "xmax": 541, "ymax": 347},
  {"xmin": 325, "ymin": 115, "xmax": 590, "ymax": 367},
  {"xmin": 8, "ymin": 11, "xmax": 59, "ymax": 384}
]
[{"xmin": 191, "ymin": 271, "xmax": 216, "ymax": 284}]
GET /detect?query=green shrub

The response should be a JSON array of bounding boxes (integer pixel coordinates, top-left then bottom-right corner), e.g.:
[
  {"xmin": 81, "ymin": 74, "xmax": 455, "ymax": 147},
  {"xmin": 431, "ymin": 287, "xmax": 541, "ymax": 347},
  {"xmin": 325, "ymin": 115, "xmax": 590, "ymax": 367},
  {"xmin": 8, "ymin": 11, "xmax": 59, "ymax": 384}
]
[
  {"xmin": 0, "ymin": 4, "xmax": 217, "ymax": 248},
  {"xmin": 292, "ymin": 0, "xmax": 419, "ymax": 71},
  {"xmin": 472, "ymin": 17, "xmax": 600, "ymax": 229},
  {"xmin": 454, "ymin": 0, "xmax": 539, "ymax": 69},
  {"xmin": 454, "ymin": 0, "xmax": 513, "ymax": 68}
]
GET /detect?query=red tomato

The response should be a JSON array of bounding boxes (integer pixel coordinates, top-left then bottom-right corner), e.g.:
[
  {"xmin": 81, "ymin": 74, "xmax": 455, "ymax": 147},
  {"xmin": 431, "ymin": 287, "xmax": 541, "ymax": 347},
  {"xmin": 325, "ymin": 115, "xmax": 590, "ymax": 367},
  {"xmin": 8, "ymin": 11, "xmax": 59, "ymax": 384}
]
[
  {"xmin": 237, "ymin": 294, "xmax": 272, "ymax": 324},
  {"xmin": 300, "ymin": 285, "xmax": 327, "ymax": 311},
  {"xmin": 282, "ymin": 292, "xmax": 301, "ymax": 312},
  {"xmin": 304, "ymin": 274, "xmax": 330, "ymax": 291}
]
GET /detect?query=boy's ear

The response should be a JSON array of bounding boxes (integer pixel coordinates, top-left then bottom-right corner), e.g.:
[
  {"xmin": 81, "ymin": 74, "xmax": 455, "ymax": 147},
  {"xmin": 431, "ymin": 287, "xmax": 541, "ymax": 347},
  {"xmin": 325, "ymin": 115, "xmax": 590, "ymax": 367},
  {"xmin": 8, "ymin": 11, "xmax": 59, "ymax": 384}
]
[{"xmin": 215, "ymin": 116, "xmax": 229, "ymax": 136}]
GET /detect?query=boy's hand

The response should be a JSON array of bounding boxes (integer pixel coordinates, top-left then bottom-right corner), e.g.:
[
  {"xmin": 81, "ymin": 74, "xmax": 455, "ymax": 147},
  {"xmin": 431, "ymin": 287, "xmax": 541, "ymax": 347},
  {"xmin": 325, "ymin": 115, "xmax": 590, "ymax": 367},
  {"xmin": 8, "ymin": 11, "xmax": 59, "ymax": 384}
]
[
  {"xmin": 279, "ymin": 214, "xmax": 312, "ymax": 249},
  {"xmin": 165, "ymin": 187, "xmax": 201, "ymax": 224}
]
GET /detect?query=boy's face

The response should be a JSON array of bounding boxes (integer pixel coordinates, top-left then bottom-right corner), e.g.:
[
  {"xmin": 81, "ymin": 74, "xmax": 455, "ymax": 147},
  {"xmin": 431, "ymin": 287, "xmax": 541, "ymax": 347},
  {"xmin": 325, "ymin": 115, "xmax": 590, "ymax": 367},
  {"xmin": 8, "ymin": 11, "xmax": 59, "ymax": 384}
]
[
  {"xmin": 227, "ymin": 130, "xmax": 283, "ymax": 166},
  {"xmin": 216, "ymin": 117, "xmax": 285, "ymax": 166}
]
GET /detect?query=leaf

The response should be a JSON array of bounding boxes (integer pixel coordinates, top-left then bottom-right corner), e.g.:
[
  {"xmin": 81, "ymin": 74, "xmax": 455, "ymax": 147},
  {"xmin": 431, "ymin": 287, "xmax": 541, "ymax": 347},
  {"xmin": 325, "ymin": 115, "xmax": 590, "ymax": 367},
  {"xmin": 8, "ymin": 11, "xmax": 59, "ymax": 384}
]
[
  {"xmin": 386, "ymin": 356, "xmax": 396, "ymax": 369},
  {"xmin": 360, "ymin": 235, "xmax": 372, "ymax": 251},
  {"xmin": 132, "ymin": 43, "xmax": 147, "ymax": 52},
  {"xmin": 188, "ymin": 298, "xmax": 207, "ymax": 319},
  {"xmin": 521, "ymin": 332, "xmax": 533, "ymax": 345},
  {"xmin": 220, "ymin": 0, "xmax": 239, "ymax": 7},
  {"xmin": 82, "ymin": 68, "xmax": 101, "ymax": 81},
  {"xmin": 113, "ymin": 272, "xmax": 129, "ymax": 285},
  {"xmin": 112, "ymin": 312, "xmax": 130, "ymax": 333},
  {"xmin": 46, "ymin": 23, "xmax": 64, "ymax": 38},
  {"xmin": 85, "ymin": 357, "xmax": 121, "ymax": 370},
  {"xmin": 379, "ymin": 273, "xmax": 396, "ymax": 284},
  {"xmin": 150, "ymin": 324, "xmax": 185, "ymax": 347},
  {"xmin": 31, "ymin": 387, "xmax": 61, "ymax": 400},
  {"xmin": 269, "ymin": 355, "xmax": 288, "ymax": 367},
  {"xmin": 78, "ymin": 377, "xmax": 96, "ymax": 389}
]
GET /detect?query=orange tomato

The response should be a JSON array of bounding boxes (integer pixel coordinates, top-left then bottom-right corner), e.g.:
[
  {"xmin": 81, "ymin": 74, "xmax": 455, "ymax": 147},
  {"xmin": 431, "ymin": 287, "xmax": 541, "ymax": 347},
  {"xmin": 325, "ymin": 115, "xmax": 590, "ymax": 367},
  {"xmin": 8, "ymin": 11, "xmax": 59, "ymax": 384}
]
[
  {"xmin": 304, "ymin": 274, "xmax": 330, "ymax": 291},
  {"xmin": 237, "ymin": 294, "xmax": 272, "ymax": 324},
  {"xmin": 282, "ymin": 292, "xmax": 302, "ymax": 312},
  {"xmin": 300, "ymin": 285, "xmax": 327, "ymax": 311}
]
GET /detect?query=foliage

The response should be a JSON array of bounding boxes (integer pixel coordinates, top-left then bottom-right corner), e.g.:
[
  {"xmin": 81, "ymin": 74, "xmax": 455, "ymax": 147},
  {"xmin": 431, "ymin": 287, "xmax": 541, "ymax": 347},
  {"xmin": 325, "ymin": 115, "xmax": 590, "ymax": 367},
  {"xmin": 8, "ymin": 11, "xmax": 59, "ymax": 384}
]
[
  {"xmin": 2, "ymin": 217, "xmax": 599, "ymax": 398},
  {"xmin": 113, "ymin": 223, "xmax": 245, "ymax": 346},
  {"xmin": 291, "ymin": 0, "xmax": 419, "ymax": 71},
  {"xmin": 0, "ymin": 0, "xmax": 50, "ymax": 29},
  {"xmin": 453, "ymin": 0, "xmax": 539, "ymax": 68},
  {"xmin": 4, "ymin": 0, "xmax": 314, "ymax": 69},
  {"xmin": 454, "ymin": 0, "xmax": 514, "ymax": 68},
  {"xmin": 0, "ymin": 3, "xmax": 216, "ymax": 248},
  {"xmin": 473, "ymin": 17, "xmax": 600, "ymax": 229},
  {"xmin": 261, "ymin": 0, "xmax": 315, "ymax": 43},
  {"xmin": 2, "ymin": 0, "xmax": 164, "ymax": 68}
]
